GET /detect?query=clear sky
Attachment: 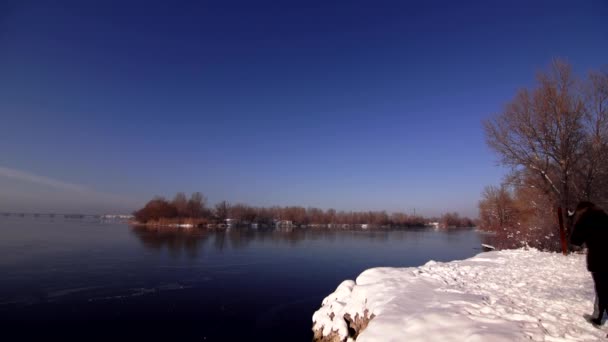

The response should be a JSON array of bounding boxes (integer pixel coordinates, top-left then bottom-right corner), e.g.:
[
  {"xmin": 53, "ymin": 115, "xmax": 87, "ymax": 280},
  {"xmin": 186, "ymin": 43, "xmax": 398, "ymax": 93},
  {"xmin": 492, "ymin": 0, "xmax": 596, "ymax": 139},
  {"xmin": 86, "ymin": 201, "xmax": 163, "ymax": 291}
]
[{"xmin": 1, "ymin": 0, "xmax": 607, "ymax": 216}]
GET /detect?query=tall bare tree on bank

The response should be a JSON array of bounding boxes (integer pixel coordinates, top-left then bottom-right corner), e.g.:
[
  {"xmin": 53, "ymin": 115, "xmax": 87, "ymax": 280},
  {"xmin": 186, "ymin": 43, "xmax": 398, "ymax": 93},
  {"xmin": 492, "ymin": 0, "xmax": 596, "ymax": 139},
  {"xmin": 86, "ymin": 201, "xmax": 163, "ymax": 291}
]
[
  {"xmin": 172, "ymin": 192, "xmax": 189, "ymax": 218},
  {"xmin": 478, "ymin": 185, "xmax": 518, "ymax": 231},
  {"xmin": 483, "ymin": 60, "xmax": 608, "ymax": 253},
  {"xmin": 214, "ymin": 201, "xmax": 230, "ymax": 222},
  {"xmin": 187, "ymin": 192, "xmax": 207, "ymax": 218},
  {"xmin": 578, "ymin": 69, "xmax": 608, "ymax": 204}
]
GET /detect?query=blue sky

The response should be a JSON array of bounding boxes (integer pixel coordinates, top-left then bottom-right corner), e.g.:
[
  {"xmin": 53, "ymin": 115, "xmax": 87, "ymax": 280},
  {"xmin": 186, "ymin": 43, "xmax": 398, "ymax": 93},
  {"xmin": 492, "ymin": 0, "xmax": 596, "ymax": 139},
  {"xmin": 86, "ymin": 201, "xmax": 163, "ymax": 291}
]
[{"xmin": 1, "ymin": 0, "xmax": 607, "ymax": 216}]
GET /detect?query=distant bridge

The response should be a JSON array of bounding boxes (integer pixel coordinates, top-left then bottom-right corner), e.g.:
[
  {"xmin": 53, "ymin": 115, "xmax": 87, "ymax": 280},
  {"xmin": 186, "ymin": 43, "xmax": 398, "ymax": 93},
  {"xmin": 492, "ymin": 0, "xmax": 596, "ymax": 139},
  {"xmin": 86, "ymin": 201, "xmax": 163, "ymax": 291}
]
[{"xmin": 0, "ymin": 212, "xmax": 132, "ymax": 220}]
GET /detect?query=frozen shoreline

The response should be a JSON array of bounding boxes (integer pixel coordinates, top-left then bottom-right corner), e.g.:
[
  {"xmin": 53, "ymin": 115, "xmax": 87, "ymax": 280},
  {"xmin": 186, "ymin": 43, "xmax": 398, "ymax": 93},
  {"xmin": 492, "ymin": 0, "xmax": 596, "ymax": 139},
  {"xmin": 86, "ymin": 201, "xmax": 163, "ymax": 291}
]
[{"xmin": 312, "ymin": 249, "xmax": 604, "ymax": 341}]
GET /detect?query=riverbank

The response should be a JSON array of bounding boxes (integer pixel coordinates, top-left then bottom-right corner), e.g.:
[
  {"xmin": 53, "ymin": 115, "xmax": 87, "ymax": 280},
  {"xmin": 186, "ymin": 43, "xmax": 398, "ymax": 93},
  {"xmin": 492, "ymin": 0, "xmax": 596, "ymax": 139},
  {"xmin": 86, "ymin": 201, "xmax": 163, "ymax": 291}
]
[
  {"xmin": 128, "ymin": 219, "xmax": 465, "ymax": 231},
  {"xmin": 312, "ymin": 249, "xmax": 604, "ymax": 341},
  {"xmin": 128, "ymin": 218, "xmax": 209, "ymax": 229}
]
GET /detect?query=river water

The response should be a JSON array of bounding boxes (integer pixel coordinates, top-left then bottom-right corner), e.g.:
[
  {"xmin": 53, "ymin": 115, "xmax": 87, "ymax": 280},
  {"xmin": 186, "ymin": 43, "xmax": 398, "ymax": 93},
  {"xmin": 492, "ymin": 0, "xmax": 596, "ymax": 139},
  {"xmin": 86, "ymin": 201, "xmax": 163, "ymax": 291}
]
[{"xmin": 0, "ymin": 216, "xmax": 483, "ymax": 341}]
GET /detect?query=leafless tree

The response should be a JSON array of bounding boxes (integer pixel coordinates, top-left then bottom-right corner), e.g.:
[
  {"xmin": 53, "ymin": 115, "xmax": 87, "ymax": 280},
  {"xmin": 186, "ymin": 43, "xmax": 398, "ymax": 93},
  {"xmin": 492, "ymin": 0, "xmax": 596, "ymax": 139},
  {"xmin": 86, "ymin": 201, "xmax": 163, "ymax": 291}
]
[
  {"xmin": 133, "ymin": 197, "xmax": 177, "ymax": 223},
  {"xmin": 187, "ymin": 192, "xmax": 207, "ymax": 218},
  {"xmin": 172, "ymin": 192, "xmax": 188, "ymax": 218},
  {"xmin": 484, "ymin": 61, "xmax": 608, "ymax": 251},
  {"xmin": 577, "ymin": 68, "xmax": 608, "ymax": 206},
  {"xmin": 439, "ymin": 212, "xmax": 473, "ymax": 228},
  {"xmin": 484, "ymin": 60, "xmax": 587, "ymax": 214},
  {"xmin": 214, "ymin": 201, "xmax": 230, "ymax": 222},
  {"xmin": 478, "ymin": 185, "xmax": 518, "ymax": 231}
]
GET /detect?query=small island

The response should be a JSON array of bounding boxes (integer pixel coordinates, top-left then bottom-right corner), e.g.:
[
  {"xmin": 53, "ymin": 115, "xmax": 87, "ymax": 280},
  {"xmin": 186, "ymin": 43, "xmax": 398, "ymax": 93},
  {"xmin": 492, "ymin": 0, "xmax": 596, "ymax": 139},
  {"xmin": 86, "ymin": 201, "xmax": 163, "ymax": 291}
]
[{"xmin": 131, "ymin": 192, "xmax": 475, "ymax": 231}]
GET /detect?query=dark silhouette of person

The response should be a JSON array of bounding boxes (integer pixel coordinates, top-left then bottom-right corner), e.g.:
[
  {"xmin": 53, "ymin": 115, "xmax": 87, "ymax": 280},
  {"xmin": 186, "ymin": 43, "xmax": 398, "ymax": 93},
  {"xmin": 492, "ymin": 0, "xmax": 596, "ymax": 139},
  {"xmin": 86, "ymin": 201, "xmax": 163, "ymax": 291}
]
[{"xmin": 570, "ymin": 201, "xmax": 608, "ymax": 327}]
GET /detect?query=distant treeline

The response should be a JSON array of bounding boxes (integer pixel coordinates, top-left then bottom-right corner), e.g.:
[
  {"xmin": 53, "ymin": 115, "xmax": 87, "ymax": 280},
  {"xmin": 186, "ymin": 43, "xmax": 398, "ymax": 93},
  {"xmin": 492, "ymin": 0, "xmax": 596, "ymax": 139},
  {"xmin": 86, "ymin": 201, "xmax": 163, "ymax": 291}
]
[{"xmin": 133, "ymin": 192, "xmax": 475, "ymax": 229}]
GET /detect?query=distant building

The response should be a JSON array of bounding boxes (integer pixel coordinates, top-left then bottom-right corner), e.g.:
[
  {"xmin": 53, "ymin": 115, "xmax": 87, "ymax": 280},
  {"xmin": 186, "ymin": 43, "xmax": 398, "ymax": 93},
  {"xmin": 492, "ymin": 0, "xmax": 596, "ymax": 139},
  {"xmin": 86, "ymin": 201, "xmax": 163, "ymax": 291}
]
[
  {"xmin": 274, "ymin": 220, "xmax": 293, "ymax": 229},
  {"xmin": 101, "ymin": 214, "xmax": 134, "ymax": 220},
  {"xmin": 225, "ymin": 218, "xmax": 238, "ymax": 228}
]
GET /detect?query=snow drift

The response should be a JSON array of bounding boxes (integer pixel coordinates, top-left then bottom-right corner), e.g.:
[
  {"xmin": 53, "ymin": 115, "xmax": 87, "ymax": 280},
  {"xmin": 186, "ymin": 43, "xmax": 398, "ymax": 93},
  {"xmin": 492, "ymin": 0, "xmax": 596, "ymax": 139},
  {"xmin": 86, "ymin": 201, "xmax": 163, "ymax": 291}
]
[{"xmin": 312, "ymin": 249, "xmax": 604, "ymax": 341}]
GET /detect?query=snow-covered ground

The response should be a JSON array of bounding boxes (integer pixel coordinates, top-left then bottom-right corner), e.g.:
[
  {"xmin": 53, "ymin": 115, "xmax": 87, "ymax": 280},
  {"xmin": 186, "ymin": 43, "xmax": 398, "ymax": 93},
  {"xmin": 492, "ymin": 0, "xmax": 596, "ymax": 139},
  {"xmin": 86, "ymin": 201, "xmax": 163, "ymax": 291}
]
[{"xmin": 313, "ymin": 249, "xmax": 605, "ymax": 341}]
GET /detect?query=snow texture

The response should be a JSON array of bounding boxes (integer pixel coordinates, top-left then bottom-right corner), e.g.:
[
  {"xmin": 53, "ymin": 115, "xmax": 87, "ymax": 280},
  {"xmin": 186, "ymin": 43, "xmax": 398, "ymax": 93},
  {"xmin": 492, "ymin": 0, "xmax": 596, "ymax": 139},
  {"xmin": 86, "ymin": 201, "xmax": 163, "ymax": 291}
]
[{"xmin": 312, "ymin": 249, "xmax": 605, "ymax": 341}]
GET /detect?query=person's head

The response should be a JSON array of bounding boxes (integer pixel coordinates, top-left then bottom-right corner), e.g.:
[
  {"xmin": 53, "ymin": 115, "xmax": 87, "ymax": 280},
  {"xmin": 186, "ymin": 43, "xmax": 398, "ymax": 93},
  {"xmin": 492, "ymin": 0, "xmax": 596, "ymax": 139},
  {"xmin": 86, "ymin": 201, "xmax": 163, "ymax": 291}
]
[
  {"xmin": 575, "ymin": 201, "xmax": 596, "ymax": 213},
  {"xmin": 569, "ymin": 201, "xmax": 596, "ymax": 223}
]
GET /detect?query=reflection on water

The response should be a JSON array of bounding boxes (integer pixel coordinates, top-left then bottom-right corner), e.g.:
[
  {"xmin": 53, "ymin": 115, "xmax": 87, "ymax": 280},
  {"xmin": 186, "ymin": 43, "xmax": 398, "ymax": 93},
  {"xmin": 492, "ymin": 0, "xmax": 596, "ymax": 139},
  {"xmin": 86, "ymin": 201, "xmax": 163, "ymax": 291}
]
[
  {"xmin": 129, "ymin": 226, "xmax": 460, "ymax": 258},
  {"xmin": 131, "ymin": 226, "xmax": 211, "ymax": 258}
]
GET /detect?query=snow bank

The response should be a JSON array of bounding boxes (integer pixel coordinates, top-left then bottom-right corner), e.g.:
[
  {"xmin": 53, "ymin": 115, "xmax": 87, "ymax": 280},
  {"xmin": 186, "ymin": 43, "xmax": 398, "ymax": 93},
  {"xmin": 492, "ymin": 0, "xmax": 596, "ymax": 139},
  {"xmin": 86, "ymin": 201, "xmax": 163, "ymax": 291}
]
[{"xmin": 312, "ymin": 249, "xmax": 604, "ymax": 341}]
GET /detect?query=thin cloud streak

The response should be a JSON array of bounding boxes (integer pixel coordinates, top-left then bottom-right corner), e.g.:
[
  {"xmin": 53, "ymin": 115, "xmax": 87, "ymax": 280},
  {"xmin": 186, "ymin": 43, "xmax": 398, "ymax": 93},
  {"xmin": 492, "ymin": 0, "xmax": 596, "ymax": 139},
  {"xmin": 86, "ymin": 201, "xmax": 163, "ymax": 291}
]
[
  {"xmin": 0, "ymin": 166, "xmax": 140, "ymax": 212},
  {"xmin": 0, "ymin": 166, "xmax": 88, "ymax": 192}
]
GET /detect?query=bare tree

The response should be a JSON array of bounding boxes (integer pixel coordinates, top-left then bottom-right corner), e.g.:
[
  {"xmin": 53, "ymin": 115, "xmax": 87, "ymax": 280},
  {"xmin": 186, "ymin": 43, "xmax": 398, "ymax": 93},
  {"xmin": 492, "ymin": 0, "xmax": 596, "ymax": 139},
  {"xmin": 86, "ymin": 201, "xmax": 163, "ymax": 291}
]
[
  {"xmin": 172, "ymin": 192, "xmax": 189, "ymax": 218},
  {"xmin": 188, "ymin": 192, "xmax": 207, "ymax": 218},
  {"xmin": 214, "ymin": 201, "xmax": 230, "ymax": 222},
  {"xmin": 484, "ymin": 60, "xmax": 589, "ymax": 252},
  {"xmin": 483, "ymin": 60, "xmax": 608, "ymax": 253},
  {"xmin": 439, "ymin": 212, "xmax": 473, "ymax": 228},
  {"xmin": 478, "ymin": 185, "xmax": 518, "ymax": 231},
  {"xmin": 577, "ymin": 68, "xmax": 608, "ymax": 206},
  {"xmin": 485, "ymin": 60, "xmax": 586, "ymax": 210},
  {"xmin": 325, "ymin": 209, "xmax": 336, "ymax": 224},
  {"xmin": 134, "ymin": 196, "xmax": 177, "ymax": 223}
]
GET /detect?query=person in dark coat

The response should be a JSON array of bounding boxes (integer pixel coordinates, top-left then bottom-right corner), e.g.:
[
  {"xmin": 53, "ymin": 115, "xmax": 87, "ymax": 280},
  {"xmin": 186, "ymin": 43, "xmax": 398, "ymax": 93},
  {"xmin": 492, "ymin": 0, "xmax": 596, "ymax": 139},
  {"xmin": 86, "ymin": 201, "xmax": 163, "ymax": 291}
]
[{"xmin": 570, "ymin": 201, "xmax": 608, "ymax": 327}]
